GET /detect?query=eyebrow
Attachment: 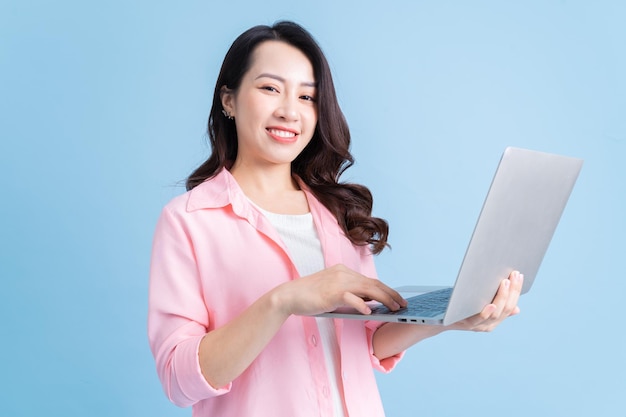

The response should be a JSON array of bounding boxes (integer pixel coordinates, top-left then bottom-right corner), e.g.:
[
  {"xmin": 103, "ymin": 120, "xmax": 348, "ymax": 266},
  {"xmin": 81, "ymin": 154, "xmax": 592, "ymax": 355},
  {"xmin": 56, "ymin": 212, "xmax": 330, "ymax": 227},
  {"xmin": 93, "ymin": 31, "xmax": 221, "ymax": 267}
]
[{"xmin": 255, "ymin": 73, "xmax": 317, "ymax": 88}]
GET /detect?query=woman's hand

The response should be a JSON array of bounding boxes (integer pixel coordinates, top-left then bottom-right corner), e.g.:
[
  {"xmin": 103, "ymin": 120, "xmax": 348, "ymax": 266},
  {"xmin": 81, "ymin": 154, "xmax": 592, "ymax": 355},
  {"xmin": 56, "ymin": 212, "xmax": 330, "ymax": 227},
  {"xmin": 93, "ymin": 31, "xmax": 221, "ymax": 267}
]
[
  {"xmin": 373, "ymin": 271, "xmax": 523, "ymax": 361},
  {"xmin": 448, "ymin": 270, "xmax": 524, "ymax": 332},
  {"xmin": 198, "ymin": 263, "xmax": 404, "ymax": 389},
  {"xmin": 271, "ymin": 264, "xmax": 407, "ymax": 317}
]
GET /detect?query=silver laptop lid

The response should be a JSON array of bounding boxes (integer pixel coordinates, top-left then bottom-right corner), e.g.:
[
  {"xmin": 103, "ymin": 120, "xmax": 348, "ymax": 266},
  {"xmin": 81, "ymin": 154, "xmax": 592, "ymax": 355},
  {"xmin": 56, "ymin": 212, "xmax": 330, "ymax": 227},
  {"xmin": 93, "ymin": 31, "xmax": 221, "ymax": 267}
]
[{"xmin": 443, "ymin": 147, "xmax": 583, "ymax": 325}]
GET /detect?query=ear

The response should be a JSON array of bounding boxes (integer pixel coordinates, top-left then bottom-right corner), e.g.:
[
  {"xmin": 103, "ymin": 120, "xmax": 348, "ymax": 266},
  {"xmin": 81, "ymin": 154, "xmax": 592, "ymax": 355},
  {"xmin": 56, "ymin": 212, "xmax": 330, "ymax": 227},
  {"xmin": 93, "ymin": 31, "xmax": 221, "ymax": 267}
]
[{"xmin": 220, "ymin": 85, "xmax": 235, "ymax": 117}]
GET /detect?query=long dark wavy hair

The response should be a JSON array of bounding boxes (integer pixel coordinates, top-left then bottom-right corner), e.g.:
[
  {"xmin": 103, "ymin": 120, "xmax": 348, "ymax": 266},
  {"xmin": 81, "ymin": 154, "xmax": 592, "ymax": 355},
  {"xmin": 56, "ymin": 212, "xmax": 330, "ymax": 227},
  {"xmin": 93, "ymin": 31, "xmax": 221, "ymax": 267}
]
[{"xmin": 186, "ymin": 21, "xmax": 389, "ymax": 254}]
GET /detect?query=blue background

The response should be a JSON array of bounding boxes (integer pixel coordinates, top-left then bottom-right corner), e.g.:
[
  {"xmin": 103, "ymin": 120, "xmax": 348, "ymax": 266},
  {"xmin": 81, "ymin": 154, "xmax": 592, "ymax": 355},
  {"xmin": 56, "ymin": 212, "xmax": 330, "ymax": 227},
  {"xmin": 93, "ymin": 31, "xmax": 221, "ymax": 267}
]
[{"xmin": 1, "ymin": 1, "xmax": 624, "ymax": 416}]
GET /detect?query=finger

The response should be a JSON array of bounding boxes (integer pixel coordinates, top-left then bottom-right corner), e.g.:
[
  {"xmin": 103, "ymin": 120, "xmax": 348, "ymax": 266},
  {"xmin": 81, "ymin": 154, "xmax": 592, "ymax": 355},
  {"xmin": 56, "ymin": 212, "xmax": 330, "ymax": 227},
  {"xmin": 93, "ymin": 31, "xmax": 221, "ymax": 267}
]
[
  {"xmin": 502, "ymin": 273, "xmax": 524, "ymax": 316},
  {"xmin": 489, "ymin": 278, "xmax": 512, "ymax": 319},
  {"xmin": 342, "ymin": 292, "xmax": 373, "ymax": 315},
  {"xmin": 478, "ymin": 303, "xmax": 497, "ymax": 321},
  {"xmin": 378, "ymin": 283, "xmax": 408, "ymax": 308},
  {"xmin": 359, "ymin": 279, "xmax": 405, "ymax": 311},
  {"xmin": 332, "ymin": 267, "xmax": 406, "ymax": 311}
]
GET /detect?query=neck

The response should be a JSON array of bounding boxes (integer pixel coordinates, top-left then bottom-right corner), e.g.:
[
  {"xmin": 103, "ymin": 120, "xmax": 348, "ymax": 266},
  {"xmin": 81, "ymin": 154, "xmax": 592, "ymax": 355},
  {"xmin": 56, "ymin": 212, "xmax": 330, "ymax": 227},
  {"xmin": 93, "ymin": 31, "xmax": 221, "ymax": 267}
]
[
  {"xmin": 229, "ymin": 161, "xmax": 309, "ymax": 215},
  {"xmin": 230, "ymin": 161, "xmax": 297, "ymax": 194}
]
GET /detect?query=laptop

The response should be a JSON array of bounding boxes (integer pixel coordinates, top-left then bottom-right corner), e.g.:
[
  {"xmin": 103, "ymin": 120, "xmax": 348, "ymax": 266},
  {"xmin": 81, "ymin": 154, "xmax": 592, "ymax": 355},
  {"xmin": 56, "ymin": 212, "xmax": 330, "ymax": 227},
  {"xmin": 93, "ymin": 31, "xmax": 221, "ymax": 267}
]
[{"xmin": 318, "ymin": 147, "xmax": 583, "ymax": 326}]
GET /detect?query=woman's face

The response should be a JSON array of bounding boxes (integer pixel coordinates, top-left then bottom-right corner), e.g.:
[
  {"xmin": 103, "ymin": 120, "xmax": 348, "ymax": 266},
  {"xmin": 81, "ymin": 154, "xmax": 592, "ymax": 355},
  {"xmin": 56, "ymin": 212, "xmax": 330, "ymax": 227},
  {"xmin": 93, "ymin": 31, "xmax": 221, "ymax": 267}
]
[{"xmin": 221, "ymin": 41, "xmax": 318, "ymax": 171}]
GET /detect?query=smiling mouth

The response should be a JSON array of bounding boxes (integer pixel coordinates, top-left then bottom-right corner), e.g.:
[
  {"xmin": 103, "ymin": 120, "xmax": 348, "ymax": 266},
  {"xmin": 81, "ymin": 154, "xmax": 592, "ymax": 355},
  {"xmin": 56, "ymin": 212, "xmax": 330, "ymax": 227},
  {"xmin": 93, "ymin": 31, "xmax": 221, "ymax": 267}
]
[{"xmin": 267, "ymin": 128, "xmax": 298, "ymax": 138}]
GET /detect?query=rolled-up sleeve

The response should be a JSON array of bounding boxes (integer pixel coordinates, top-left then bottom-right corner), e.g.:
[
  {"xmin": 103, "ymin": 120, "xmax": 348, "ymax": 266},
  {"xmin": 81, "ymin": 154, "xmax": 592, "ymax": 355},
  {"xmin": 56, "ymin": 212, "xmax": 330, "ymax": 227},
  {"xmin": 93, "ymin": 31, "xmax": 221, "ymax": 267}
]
[
  {"xmin": 365, "ymin": 321, "xmax": 405, "ymax": 373},
  {"xmin": 147, "ymin": 205, "xmax": 230, "ymax": 407}
]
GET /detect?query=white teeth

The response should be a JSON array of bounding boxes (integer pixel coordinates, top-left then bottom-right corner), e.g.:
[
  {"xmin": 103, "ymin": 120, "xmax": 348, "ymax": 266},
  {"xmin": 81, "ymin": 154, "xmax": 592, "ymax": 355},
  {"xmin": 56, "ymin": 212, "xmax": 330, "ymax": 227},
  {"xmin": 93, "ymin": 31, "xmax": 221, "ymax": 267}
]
[{"xmin": 268, "ymin": 129, "xmax": 296, "ymax": 138}]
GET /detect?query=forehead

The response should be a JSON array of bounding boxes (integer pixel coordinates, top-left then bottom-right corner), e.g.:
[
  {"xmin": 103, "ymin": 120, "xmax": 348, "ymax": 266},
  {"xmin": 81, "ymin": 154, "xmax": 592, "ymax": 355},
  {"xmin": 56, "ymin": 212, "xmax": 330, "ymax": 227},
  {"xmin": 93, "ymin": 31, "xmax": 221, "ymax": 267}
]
[{"xmin": 247, "ymin": 41, "xmax": 315, "ymax": 83}]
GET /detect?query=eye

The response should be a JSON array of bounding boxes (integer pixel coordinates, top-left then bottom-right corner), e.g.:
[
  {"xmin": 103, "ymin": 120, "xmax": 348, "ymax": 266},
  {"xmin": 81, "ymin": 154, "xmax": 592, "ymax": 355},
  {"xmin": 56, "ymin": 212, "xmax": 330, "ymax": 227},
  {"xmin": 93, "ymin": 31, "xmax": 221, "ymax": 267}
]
[
  {"xmin": 300, "ymin": 95, "xmax": 316, "ymax": 102},
  {"xmin": 260, "ymin": 85, "xmax": 278, "ymax": 93}
]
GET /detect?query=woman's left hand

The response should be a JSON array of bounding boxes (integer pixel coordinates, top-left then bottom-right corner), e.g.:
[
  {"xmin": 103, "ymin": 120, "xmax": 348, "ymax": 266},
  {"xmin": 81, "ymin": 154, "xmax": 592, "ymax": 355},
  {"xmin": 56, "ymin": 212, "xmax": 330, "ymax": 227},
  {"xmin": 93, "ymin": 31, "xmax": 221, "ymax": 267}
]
[
  {"xmin": 373, "ymin": 271, "xmax": 524, "ymax": 360},
  {"xmin": 448, "ymin": 270, "xmax": 524, "ymax": 332}
]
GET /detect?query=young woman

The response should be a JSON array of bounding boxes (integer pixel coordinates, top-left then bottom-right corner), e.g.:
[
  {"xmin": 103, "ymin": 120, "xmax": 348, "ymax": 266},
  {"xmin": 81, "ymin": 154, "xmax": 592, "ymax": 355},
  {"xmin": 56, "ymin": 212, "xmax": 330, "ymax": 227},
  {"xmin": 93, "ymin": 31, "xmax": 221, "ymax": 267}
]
[{"xmin": 148, "ymin": 21, "xmax": 523, "ymax": 417}]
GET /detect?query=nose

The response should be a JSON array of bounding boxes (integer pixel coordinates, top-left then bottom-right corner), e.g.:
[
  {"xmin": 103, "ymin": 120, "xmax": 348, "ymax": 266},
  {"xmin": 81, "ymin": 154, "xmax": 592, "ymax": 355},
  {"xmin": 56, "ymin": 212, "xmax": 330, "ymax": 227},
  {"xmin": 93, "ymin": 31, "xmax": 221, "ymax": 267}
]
[{"xmin": 274, "ymin": 94, "xmax": 299, "ymax": 121}]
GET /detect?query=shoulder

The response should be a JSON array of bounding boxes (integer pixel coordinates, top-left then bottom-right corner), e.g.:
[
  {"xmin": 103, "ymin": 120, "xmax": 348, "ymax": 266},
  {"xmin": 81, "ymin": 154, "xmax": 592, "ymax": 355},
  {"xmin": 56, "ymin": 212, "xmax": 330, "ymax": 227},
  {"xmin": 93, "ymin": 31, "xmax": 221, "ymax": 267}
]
[
  {"xmin": 160, "ymin": 189, "xmax": 191, "ymax": 216},
  {"xmin": 162, "ymin": 169, "xmax": 234, "ymax": 216},
  {"xmin": 154, "ymin": 172, "xmax": 239, "ymax": 242}
]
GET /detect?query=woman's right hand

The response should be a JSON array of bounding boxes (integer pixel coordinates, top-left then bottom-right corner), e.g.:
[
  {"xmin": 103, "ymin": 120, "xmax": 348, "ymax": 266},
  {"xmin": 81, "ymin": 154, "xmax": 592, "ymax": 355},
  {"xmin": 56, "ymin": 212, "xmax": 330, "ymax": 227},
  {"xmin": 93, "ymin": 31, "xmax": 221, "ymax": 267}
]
[
  {"xmin": 198, "ymin": 264, "xmax": 405, "ymax": 389},
  {"xmin": 270, "ymin": 264, "xmax": 407, "ymax": 317}
]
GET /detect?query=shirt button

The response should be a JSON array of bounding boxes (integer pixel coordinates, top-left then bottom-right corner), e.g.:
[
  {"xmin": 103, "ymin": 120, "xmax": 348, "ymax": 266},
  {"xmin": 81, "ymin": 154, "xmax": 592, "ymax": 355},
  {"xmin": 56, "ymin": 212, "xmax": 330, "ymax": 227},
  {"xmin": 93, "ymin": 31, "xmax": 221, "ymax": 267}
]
[
  {"xmin": 310, "ymin": 335, "xmax": 317, "ymax": 346},
  {"xmin": 342, "ymin": 371, "xmax": 347, "ymax": 381},
  {"xmin": 322, "ymin": 386, "xmax": 330, "ymax": 397}
]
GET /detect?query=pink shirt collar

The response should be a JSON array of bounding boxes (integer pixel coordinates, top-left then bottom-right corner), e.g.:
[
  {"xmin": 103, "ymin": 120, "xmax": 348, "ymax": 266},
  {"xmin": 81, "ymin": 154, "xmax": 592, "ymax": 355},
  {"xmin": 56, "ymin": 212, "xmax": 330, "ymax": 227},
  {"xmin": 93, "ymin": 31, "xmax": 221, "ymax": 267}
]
[{"xmin": 186, "ymin": 168, "xmax": 345, "ymax": 267}]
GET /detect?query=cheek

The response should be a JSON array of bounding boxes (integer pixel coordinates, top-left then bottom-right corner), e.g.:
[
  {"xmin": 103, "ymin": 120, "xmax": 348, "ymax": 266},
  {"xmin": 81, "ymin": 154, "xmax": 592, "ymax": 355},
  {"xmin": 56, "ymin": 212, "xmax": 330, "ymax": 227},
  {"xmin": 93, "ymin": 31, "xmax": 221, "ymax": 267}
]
[
  {"xmin": 306, "ymin": 108, "xmax": 318, "ymax": 131},
  {"xmin": 235, "ymin": 91, "xmax": 265, "ymax": 121}
]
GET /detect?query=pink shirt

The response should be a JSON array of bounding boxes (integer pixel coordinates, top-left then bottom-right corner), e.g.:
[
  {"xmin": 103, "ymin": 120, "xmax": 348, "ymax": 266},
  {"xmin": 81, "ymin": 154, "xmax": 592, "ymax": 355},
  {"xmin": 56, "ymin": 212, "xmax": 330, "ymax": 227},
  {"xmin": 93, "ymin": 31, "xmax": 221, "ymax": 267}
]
[{"xmin": 148, "ymin": 168, "xmax": 403, "ymax": 417}]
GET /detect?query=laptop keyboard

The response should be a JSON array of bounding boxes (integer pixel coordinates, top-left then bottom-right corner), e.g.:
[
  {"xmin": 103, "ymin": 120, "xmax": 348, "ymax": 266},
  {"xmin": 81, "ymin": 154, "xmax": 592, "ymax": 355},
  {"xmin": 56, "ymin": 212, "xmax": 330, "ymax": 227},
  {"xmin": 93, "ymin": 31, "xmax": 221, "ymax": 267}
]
[{"xmin": 371, "ymin": 287, "xmax": 452, "ymax": 318}]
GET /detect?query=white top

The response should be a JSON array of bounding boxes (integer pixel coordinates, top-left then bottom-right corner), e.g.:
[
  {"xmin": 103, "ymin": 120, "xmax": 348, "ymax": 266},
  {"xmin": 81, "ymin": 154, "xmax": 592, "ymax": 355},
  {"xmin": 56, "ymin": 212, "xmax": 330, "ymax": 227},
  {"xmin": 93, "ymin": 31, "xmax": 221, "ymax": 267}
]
[{"xmin": 256, "ymin": 206, "xmax": 348, "ymax": 417}]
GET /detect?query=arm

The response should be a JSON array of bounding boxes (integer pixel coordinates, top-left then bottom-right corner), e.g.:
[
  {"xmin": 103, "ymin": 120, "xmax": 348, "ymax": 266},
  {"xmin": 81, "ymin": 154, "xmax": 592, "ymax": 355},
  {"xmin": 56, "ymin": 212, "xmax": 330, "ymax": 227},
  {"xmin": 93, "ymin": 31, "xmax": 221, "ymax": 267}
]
[
  {"xmin": 200, "ymin": 264, "xmax": 407, "ymax": 388},
  {"xmin": 372, "ymin": 271, "xmax": 524, "ymax": 361},
  {"xmin": 197, "ymin": 288, "xmax": 289, "ymax": 389},
  {"xmin": 149, "ymin": 205, "xmax": 406, "ymax": 405}
]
